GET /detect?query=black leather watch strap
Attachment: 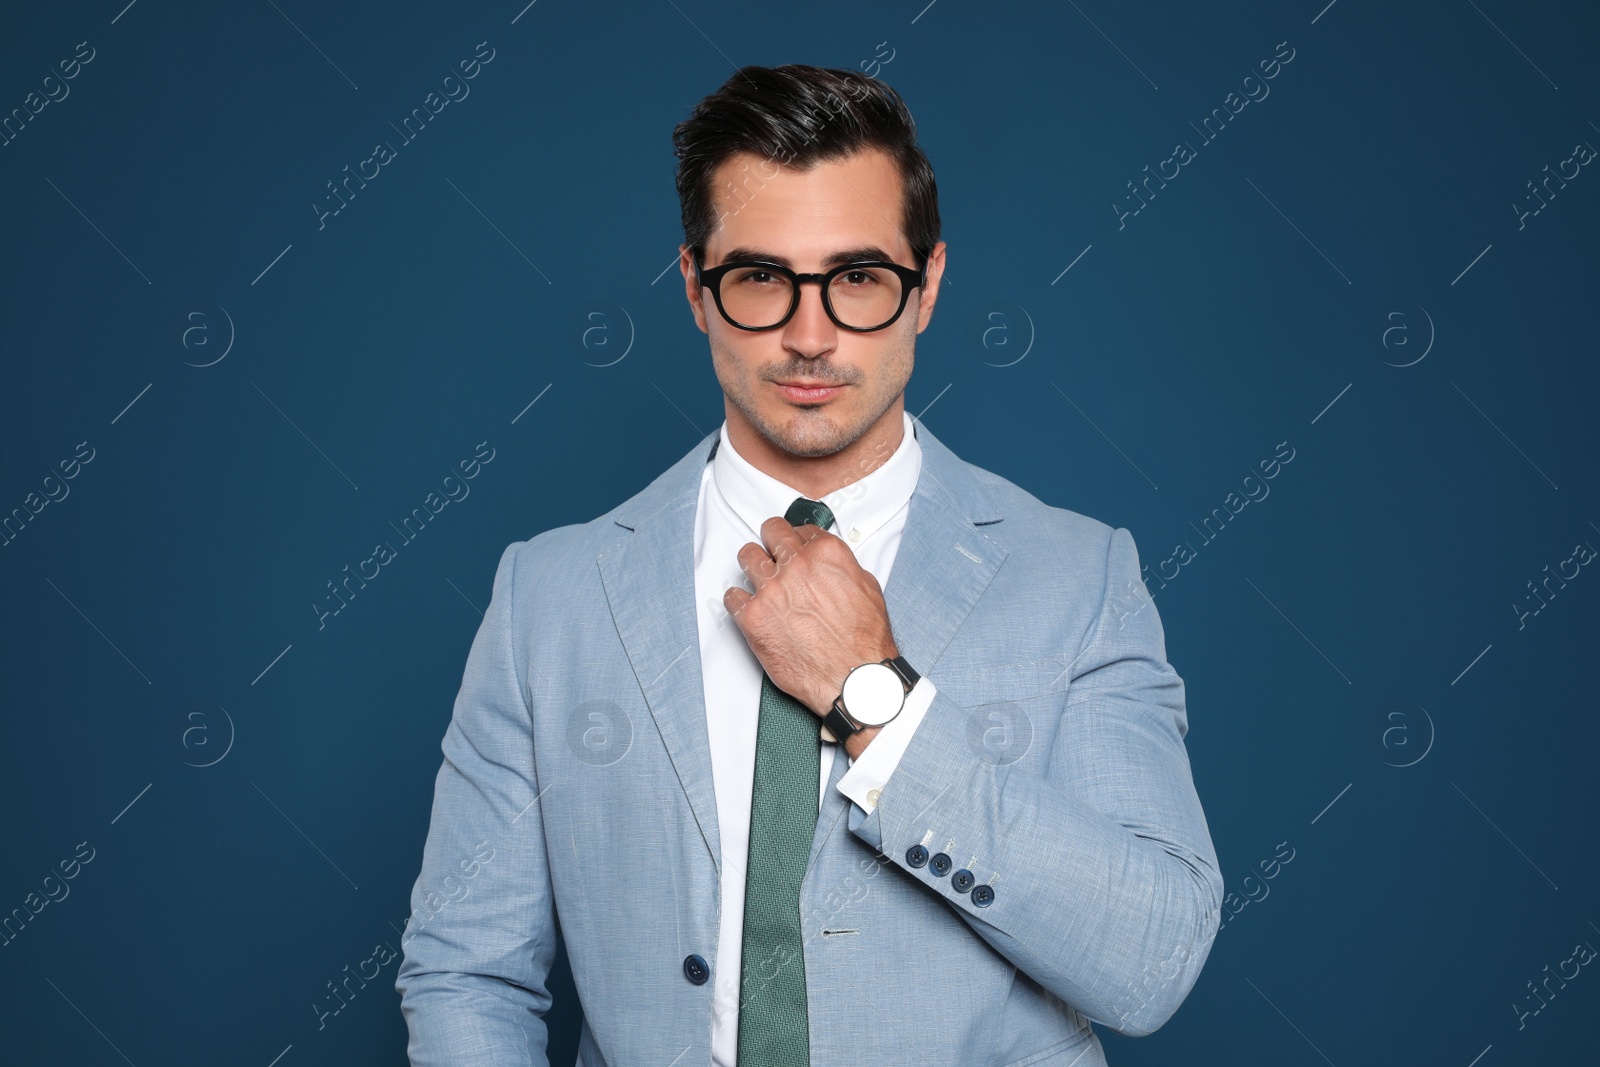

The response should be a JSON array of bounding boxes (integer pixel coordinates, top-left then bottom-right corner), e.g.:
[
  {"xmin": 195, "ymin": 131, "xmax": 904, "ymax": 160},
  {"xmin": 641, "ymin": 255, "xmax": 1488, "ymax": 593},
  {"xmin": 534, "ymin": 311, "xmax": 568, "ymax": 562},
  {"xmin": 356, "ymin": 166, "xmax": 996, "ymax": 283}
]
[
  {"xmin": 884, "ymin": 655, "xmax": 920, "ymax": 690},
  {"xmin": 822, "ymin": 703, "xmax": 860, "ymax": 742}
]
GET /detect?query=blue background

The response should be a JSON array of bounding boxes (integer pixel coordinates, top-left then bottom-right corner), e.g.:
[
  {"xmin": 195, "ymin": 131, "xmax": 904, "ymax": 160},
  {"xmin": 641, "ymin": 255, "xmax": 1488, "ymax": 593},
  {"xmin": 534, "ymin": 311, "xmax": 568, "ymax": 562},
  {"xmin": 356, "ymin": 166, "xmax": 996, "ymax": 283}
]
[{"xmin": 2, "ymin": 0, "xmax": 1596, "ymax": 1063}]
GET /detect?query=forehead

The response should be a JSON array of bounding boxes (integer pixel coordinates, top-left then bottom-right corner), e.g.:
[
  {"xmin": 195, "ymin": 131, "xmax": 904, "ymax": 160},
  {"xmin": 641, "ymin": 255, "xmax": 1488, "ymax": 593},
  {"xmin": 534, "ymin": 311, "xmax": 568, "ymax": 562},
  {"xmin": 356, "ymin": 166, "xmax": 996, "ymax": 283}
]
[{"xmin": 705, "ymin": 146, "xmax": 911, "ymax": 266}]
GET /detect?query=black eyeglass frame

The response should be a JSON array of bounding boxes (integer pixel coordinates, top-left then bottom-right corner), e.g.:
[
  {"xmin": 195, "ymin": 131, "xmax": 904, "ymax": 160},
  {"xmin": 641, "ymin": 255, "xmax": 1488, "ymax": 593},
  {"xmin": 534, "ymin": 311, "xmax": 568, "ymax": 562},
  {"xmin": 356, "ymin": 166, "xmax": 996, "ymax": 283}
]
[{"xmin": 692, "ymin": 249, "xmax": 928, "ymax": 333}]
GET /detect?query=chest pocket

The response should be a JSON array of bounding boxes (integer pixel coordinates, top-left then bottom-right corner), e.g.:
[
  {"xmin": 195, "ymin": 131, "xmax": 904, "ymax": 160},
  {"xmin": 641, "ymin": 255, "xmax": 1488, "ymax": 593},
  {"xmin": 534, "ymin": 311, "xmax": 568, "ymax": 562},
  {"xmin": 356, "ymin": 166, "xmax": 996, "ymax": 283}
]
[{"xmin": 926, "ymin": 658, "xmax": 1066, "ymax": 708}]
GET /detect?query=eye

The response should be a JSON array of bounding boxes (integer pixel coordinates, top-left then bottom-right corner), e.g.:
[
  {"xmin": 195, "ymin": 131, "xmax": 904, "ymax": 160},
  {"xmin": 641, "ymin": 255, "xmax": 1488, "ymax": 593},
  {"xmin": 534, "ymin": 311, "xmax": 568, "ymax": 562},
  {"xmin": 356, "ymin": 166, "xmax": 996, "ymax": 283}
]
[
  {"xmin": 734, "ymin": 269, "xmax": 781, "ymax": 286},
  {"xmin": 839, "ymin": 269, "xmax": 878, "ymax": 287}
]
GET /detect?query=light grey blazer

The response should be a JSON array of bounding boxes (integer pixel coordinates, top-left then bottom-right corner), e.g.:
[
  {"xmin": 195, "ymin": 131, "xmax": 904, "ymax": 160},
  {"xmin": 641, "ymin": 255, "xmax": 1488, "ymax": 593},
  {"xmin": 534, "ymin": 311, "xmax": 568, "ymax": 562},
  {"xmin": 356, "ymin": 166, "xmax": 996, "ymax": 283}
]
[{"xmin": 396, "ymin": 418, "xmax": 1223, "ymax": 1066}]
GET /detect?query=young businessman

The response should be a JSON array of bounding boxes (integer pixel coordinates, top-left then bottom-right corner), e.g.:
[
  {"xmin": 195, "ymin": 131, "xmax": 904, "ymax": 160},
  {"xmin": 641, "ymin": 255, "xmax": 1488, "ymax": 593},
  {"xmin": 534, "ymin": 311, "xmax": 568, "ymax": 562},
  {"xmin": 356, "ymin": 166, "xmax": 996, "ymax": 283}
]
[{"xmin": 397, "ymin": 64, "xmax": 1222, "ymax": 1066}]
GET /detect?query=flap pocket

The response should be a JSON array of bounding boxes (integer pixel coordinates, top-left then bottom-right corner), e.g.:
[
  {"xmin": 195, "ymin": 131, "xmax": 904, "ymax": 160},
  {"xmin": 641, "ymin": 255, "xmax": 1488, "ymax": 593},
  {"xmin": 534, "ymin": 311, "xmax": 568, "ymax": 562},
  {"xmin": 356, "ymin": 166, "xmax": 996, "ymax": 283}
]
[{"xmin": 926, "ymin": 658, "xmax": 1064, "ymax": 707}]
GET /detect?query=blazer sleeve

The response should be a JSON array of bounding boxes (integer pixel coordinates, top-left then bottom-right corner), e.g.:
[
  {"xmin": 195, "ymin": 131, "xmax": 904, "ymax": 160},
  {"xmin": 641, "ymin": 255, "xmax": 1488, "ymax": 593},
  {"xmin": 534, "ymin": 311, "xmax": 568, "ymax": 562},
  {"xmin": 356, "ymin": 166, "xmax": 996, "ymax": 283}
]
[
  {"xmin": 395, "ymin": 539, "xmax": 560, "ymax": 1065},
  {"xmin": 845, "ymin": 525, "xmax": 1224, "ymax": 1037}
]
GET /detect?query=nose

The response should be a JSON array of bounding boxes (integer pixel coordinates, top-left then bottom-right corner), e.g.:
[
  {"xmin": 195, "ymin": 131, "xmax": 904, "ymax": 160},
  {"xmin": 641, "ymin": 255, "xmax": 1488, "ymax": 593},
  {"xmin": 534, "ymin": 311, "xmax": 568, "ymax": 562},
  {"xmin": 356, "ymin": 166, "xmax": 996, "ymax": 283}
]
[{"xmin": 783, "ymin": 276, "xmax": 837, "ymax": 353}]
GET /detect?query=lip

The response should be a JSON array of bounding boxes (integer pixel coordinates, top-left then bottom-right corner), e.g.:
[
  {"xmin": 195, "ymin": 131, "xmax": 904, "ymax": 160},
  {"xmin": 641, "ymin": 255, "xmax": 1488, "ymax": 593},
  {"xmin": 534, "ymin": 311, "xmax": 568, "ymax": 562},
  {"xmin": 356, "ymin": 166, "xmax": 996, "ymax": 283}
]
[{"xmin": 774, "ymin": 380, "xmax": 845, "ymax": 402}]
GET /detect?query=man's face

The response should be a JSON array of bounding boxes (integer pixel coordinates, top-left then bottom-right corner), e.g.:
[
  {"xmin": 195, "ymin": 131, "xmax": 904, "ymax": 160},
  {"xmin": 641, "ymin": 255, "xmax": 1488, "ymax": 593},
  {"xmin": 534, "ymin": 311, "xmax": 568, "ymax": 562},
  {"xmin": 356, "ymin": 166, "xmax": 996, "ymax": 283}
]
[{"xmin": 680, "ymin": 146, "xmax": 946, "ymax": 459}]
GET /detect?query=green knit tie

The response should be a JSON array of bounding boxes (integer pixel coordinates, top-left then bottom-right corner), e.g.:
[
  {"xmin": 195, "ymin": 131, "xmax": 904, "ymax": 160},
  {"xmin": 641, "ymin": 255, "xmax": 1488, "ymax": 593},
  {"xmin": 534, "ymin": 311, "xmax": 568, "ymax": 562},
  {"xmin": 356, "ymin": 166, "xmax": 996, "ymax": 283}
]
[{"xmin": 737, "ymin": 496, "xmax": 835, "ymax": 1067}]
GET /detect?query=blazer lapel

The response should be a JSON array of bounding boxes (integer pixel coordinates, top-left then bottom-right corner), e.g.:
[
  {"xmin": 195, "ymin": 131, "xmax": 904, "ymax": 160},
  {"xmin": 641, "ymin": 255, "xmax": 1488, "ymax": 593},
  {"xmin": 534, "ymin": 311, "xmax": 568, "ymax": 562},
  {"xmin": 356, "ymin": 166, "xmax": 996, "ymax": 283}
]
[{"xmin": 597, "ymin": 429, "xmax": 727, "ymax": 874}]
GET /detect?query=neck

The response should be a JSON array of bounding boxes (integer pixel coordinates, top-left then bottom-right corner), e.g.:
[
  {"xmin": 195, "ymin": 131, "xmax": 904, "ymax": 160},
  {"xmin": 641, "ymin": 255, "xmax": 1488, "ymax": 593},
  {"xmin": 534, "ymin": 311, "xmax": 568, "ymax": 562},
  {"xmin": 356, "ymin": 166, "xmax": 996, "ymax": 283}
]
[{"xmin": 726, "ymin": 400, "xmax": 905, "ymax": 501}]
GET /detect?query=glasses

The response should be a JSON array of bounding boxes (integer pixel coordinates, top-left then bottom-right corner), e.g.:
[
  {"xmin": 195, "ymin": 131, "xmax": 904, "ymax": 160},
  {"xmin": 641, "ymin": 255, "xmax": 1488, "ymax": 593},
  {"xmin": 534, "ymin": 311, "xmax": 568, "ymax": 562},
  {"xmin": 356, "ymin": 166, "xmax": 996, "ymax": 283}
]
[{"xmin": 693, "ymin": 249, "xmax": 926, "ymax": 332}]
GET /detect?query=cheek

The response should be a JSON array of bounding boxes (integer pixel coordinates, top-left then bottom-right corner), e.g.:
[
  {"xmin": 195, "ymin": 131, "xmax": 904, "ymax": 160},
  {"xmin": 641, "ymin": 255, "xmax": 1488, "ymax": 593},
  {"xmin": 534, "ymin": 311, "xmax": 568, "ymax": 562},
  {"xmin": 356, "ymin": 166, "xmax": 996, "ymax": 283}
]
[
  {"xmin": 710, "ymin": 336, "xmax": 757, "ymax": 388},
  {"xmin": 869, "ymin": 333, "xmax": 916, "ymax": 387}
]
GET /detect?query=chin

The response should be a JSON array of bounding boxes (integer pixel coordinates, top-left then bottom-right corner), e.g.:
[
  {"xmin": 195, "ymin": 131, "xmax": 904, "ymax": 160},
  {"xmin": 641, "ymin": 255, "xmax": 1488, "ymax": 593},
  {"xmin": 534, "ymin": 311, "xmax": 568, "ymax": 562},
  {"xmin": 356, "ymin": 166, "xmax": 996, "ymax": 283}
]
[{"xmin": 768, "ymin": 409, "xmax": 867, "ymax": 457}]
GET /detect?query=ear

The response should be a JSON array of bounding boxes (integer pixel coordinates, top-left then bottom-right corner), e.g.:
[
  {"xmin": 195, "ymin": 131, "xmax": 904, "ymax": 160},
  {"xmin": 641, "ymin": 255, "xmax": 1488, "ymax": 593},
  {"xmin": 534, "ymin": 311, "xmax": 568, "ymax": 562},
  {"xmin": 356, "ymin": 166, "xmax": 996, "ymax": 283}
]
[
  {"xmin": 913, "ymin": 240, "xmax": 947, "ymax": 335},
  {"xmin": 680, "ymin": 244, "xmax": 709, "ymax": 334}
]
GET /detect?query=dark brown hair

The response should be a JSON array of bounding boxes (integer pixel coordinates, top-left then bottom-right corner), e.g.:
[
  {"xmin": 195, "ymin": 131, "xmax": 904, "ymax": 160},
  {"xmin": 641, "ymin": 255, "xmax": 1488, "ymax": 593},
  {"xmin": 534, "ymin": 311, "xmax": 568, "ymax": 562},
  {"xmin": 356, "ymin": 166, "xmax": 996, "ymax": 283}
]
[{"xmin": 672, "ymin": 64, "xmax": 940, "ymax": 266}]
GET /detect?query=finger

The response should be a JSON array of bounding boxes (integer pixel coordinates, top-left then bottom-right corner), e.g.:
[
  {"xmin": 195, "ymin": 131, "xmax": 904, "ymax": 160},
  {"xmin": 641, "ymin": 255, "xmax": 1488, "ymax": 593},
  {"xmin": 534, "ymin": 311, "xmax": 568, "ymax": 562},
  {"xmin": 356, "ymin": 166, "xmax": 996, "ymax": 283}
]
[
  {"xmin": 723, "ymin": 585, "xmax": 753, "ymax": 619},
  {"xmin": 735, "ymin": 541, "xmax": 780, "ymax": 587},
  {"xmin": 760, "ymin": 515, "xmax": 804, "ymax": 559},
  {"xmin": 790, "ymin": 521, "xmax": 827, "ymax": 545}
]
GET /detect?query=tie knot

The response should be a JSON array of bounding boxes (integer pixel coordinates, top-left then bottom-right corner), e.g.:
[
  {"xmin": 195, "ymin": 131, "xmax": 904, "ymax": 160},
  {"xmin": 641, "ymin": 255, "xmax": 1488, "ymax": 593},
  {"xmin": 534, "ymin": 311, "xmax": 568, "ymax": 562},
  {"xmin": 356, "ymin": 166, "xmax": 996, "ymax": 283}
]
[{"xmin": 784, "ymin": 496, "xmax": 834, "ymax": 531}]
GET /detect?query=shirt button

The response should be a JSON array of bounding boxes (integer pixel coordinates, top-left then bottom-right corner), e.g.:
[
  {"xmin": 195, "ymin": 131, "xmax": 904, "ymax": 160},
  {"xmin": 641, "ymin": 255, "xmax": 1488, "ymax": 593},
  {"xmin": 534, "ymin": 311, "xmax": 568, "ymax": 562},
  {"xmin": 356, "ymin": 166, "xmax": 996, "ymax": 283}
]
[
  {"xmin": 848, "ymin": 527, "xmax": 861, "ymax": 543},
  {"xmin": 866, "ymin": 788, "xmax": 881, "ymax": 805}
]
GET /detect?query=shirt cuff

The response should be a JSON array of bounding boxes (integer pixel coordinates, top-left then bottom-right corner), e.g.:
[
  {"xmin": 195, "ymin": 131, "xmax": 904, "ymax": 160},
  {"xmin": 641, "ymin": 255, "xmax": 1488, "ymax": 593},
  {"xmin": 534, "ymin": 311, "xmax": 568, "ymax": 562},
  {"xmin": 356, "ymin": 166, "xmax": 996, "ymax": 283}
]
[{"xmin": 836, "ymin": 676, "xmax": 936, "ymax": 815}]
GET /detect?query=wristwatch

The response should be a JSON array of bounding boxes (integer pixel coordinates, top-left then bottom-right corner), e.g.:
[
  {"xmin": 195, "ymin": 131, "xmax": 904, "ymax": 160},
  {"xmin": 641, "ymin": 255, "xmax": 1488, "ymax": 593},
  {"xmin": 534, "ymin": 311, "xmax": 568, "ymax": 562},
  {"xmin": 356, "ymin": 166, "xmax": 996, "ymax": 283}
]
[{"xmin": 821, "ymin": 655, "xmax": 921, "ymax": 743}]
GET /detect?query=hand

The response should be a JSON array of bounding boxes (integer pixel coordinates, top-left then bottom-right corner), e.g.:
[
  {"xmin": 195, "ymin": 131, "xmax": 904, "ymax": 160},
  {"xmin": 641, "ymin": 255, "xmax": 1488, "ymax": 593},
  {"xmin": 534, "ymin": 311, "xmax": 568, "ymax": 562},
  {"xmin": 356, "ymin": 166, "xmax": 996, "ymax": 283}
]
[{"xmin": 723, "ymin": 516, "xmax": 899, "ymax": 722}]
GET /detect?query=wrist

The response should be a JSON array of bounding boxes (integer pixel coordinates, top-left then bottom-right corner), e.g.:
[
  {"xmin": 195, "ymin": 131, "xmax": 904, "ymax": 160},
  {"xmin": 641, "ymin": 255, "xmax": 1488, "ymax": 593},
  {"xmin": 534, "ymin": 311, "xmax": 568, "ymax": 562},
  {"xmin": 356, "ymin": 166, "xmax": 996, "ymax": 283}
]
[{"xmin": 842, "ymin": 723, "xmax": 883, "ymax": 760}]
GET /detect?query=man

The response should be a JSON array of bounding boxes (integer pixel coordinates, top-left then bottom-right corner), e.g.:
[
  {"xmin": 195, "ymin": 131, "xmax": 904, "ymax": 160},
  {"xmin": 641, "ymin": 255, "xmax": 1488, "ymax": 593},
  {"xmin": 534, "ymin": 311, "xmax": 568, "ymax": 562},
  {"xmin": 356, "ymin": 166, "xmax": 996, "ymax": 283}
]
[{"xmin": 397, "ymin": 64, "xmax": 1221, "ymax": 1066}]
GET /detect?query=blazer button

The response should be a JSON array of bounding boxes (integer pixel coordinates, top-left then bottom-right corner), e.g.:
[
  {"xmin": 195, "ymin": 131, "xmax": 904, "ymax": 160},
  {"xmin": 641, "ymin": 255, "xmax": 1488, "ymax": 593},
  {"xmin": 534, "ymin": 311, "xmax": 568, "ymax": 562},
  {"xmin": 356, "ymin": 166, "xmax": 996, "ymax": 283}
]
[
  {"xmin": 683, "ymin": 953, "xmax": 710, "ymax": 985},
  {"xmin": 951, "ymin": 868, "xmax": 975, "ymax": 893},
  {"xmin": 905, "ymin": 844, "xmax": 929, "ymax": 868},
  {"xmin": 929, "ymin": 852, "xmax": 952, "ymax": 877},
  {"xmin": 971, "ymin": 884, "xmax": 995, "ymax": 908}
]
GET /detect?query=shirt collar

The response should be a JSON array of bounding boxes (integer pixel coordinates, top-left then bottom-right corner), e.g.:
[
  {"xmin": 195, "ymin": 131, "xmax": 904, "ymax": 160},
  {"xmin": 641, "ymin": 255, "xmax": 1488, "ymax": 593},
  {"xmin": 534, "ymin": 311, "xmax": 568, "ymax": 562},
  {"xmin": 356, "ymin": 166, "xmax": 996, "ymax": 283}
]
[{"xmin": 710, "ymin": 409, "xmax": 921, "ymax": 546}]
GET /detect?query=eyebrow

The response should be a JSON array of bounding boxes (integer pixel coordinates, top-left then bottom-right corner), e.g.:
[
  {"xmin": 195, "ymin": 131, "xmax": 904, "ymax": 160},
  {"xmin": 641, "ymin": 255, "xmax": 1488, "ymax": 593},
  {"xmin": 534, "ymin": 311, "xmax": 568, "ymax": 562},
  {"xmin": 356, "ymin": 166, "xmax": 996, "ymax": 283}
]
[{"xmin": 717, "ymin": 245, "xmax": 898, "ymax": 269}]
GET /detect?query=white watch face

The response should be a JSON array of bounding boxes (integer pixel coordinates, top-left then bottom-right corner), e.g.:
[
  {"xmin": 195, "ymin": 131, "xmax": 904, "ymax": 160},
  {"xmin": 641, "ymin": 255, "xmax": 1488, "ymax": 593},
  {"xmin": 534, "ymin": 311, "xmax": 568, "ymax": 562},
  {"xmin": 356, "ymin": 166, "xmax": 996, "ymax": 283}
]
[{"xmin": 841, "ymin": 663, "xmax": 905, "ymax": 726}]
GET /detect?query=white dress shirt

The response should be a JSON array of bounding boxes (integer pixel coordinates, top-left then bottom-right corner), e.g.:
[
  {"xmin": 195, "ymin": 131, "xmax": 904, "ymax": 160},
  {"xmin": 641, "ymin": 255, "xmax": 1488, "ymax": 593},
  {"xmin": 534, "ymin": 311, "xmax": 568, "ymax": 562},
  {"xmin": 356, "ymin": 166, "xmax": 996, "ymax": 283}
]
[{"xmin": 692, "ymin": 407, "xmax": 938, "ymax": 1066}]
